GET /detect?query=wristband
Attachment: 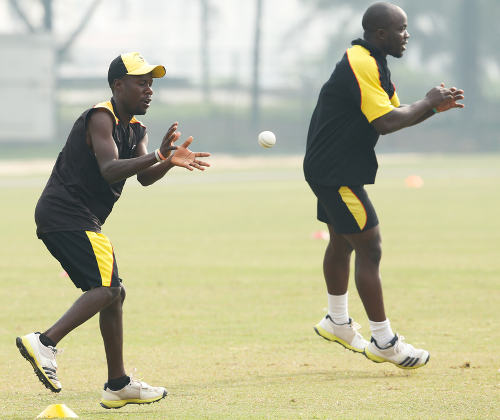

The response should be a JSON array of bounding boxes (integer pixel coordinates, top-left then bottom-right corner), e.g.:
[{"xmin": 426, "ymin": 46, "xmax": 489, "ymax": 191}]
[
  {"xmin": 432, "ymin": 107, "xmax": 438, "ymax": 114},
  {"xmin": 155, "ymin": 148, "xmax": 167, "ymax": 162}
]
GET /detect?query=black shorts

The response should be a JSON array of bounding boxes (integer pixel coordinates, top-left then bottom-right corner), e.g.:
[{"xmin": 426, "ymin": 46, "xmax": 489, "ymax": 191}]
[
  {"xmin": 39, "ymin": 231, "xmax": 121, "ymax": 291},
  {"xmin": 308, "ymin": 184, "xmax": 379, "ymax": 234}
]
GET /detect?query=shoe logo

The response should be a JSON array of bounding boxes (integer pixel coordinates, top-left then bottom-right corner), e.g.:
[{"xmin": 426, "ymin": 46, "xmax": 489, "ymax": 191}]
[{"xmin": 399, "ymin": 356, "xmax": 419, "ymax": 367}]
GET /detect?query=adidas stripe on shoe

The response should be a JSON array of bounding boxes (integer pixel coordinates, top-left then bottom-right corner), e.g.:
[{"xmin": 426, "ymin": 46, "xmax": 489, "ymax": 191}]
[{"xmin": 364, "ymin": 334, "xmax": 430, "ymax": 369}]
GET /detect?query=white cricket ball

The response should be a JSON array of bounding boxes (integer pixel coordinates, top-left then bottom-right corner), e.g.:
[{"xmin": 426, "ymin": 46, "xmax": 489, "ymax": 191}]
[{"xmin": 258, "ymin": 131, "xmax": 276, "ymax": 148}]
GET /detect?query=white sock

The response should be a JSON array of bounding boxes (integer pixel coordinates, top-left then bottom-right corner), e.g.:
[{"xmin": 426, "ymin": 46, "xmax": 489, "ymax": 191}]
[
  {"xmin": 369, "ymin": 319, "xmax": 395, "ymax": 347},
  {"xmin": 327, "ymin": 292, "xmax": 349, "ymax": 324}
]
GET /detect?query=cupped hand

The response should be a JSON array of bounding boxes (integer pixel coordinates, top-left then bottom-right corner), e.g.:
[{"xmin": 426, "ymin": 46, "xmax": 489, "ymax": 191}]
[
  {"xmin": 170, "ymin": 136, "xmax": 211, "ymax": 171},
  {"xmin": 435, "ymin": 83, "xmax": 465, "ymax": 112}
]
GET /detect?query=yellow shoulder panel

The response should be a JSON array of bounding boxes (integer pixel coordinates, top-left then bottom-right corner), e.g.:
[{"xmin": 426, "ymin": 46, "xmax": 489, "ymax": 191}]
[
  {"xmin": 130, "ymin": 116, "xmax": 146, "ymax": 127},
  {"xmin": 347, "ymin": 45, "xmax": 395, "ymax": 122},
  {"xmin": 93, "ymin": 101, "xmax": 119, "ymax": 124}
]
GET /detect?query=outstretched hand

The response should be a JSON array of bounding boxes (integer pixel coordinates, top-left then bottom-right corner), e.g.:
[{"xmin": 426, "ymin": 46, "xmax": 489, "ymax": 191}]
[
  {"xmin": 169, "ymin": 136, "xmax": 211, "ymax": 171},
  {"xmin": 159, "ymin": 123, "xmax": 210, "ymax": 171},
  {"xmin": 435, "ymin": 82, "xmax": 465, "ymax": 113}
]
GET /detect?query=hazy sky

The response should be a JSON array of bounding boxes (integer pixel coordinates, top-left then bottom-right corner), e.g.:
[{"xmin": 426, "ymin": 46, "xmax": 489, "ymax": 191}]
[{"xmin": 0, "ymin": 0, "xmax": 348, "ymax": 87}]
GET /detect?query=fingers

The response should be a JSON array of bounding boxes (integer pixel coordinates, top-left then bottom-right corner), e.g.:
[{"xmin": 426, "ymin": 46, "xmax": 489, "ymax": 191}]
[
  {"xmin": 162, "ymin": 131, "xmax": 180, "ymax": 148},
  {"xmin": 190, "ymin": 159, "xmax": 210, "ymax": 170},
  {"xmin": 168, "ymin": 133, "xmax": 211, "ymax": 171},
  {"xmin": 162, "ymin": 122, "xmax": 179, "ymax": 142},
  {"xmin": 167, "ymin": 122, "xmax": 178, "ymax": 136},
  {"xmin": 170, "ymin": 131, "xmax": 181, "ymax": 143},
  {"xmin": 180, "ymin": 136, "xmax": 193, "ymax": 149},
  {"xmin": 437, "ymin": 84, "xmax": 464, "ymax": 98},
  {"xmin": 189, "ymin": 162, "xmax": 205, "ymax": 171}
]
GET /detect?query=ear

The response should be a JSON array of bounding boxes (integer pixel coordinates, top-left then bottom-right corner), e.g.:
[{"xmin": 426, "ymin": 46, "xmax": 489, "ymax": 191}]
[
  {"xmin": 375, "ymin": 28, "xmax": 386, "ymax": 40},
  {"xmin": 113, "ymin": 78, "xmax": 124, "ymax": 93}
]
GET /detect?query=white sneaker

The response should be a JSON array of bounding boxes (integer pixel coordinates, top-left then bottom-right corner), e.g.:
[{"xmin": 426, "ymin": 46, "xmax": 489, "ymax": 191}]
[
  {"xmin": 364, "ymin": 334, "xmax": 430, "ymax": 369},
  {"xmin": 100, "ymin": 377, "xmax": 168, "ymax": 409},
  {"xmin": 314, "ymin": 314, "xmax": 369, "ymax": 353},
  {"xmin": 16, "ymin": 332, "xmax": 61, "ymax": 392}
]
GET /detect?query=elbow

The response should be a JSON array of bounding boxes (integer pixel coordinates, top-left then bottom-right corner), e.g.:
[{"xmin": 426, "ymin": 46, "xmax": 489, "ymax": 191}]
[
  {"xmin": 371, "ymin": 111, "xmax": 402, "ymax": 135},
  {"xmin": 101, "ymin": 171, "xmax": 118, "ymax": 185},
  {"xmin": 377, "ymin": 127, "xmax": 392, "ymax": 135},
  {"xmin": 372, "ymin": 123, "xmax": 390, "ymax": 135},
  {"xmin": 137, "ymin": 174, "xmax": 153, "ymax": 187},
  {"xmin": 99, "ymin": 162, "xmax": 120, "ymax": 185},
  {"xmin": 371, "ymin": 119, "xmax": 389, "ymax": 135},
  {"xmin": 372, "ymin": 121, "xmax": 397, "ymax": 135}
]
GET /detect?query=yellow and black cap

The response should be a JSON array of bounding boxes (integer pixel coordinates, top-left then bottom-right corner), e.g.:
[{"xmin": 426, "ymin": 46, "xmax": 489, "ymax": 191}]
[{"xmin": 107, "ymin": 52, "xmax": 166, "ymax": 88}]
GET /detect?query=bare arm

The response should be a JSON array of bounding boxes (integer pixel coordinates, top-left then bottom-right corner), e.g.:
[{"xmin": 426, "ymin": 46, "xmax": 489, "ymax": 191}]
[
  {"xmin": 88, "ymin": 113, "xmax": 210, "ymax": 186},
  {"xmin": 395, "ymin": 104, "xmax": 435, "ymax": 126},
  {"xmin": 87, "ymin": 109, "xmax": 158, "ymax": 184},
  {"xmin": 372, "ymin": 84, "xmax": 464, "ymax": 135}
]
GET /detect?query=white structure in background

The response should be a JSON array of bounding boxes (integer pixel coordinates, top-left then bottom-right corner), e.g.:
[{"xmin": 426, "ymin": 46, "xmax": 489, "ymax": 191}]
[{"xmin": 0, "ymin": 34, "xmax": 55, "ymax": 142}]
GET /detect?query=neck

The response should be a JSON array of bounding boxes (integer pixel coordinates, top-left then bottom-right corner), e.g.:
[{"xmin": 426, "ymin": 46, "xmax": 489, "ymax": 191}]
[
  {"xmin": 362, "ymin": 36, "xmax": 387, "ymax": 57},
  {"xmin": 111, "ymin": 97, "xmax": 133, "ymax": 126}
]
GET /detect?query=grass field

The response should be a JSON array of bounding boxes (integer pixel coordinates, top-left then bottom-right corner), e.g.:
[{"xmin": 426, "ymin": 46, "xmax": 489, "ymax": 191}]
[{"xmin": 1, "ymin": 154, "xmax": 499, "ymax": 419}]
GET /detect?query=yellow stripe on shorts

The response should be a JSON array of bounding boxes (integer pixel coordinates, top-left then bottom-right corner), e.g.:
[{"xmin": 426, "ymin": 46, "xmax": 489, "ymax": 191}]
[
  {"xmin": 85, "ymin": 231, "xmax": 114, "ymax": 287},
  {"xmin": 338, "ymin": 186, "xmax": 367, "ymax": 230}
]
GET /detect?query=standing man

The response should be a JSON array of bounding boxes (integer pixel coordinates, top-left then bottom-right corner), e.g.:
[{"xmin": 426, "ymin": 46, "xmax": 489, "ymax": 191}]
[
  {"xmin": 303, "ymin": 2, "xmax": 464, "ymax": 369},
  {"xmin": 16, "ymin": 52, "xmax": 210, "ymax": 408}
]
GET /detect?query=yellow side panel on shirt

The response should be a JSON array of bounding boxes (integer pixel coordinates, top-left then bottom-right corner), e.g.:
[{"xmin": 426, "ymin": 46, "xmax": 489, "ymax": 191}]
[
  {"xmin": 338, "ymin": 187, "xmax": 367, "ymax": 230},
  {"xmin": 346, "ymin": 45, "xmax": 396, "ymax": 122},
  {"xmin": 391, "ymin": 91, "xmax": 400, "ymax": 107},
  {"xmin": 85, "ymin": 231, "xmax": 114, "ymax": 287}
]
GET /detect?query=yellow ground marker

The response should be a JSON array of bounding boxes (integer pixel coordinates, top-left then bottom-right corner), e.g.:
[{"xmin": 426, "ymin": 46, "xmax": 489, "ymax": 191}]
[{"xmin": 36, "ymin": 404, "xmax": 78, "ymax": 418}]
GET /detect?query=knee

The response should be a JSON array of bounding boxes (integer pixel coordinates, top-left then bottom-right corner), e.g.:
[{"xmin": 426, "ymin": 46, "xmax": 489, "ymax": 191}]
[
  {"xmin": 362, "ymin": 241, "xmax": 382, "ymax": 265},
  {"xmin": 329, "ymin": 239, "xmax": 353, "ymax": 258},
  {"xmin": 104, "ymin": 286, "xmax": 122, "ymax": 303}
]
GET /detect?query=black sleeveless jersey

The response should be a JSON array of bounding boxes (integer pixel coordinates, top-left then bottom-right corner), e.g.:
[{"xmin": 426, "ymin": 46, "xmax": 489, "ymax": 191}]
[{"xmin": 35, "ymin": 99, "xmax": 147, "ymax": 235}]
